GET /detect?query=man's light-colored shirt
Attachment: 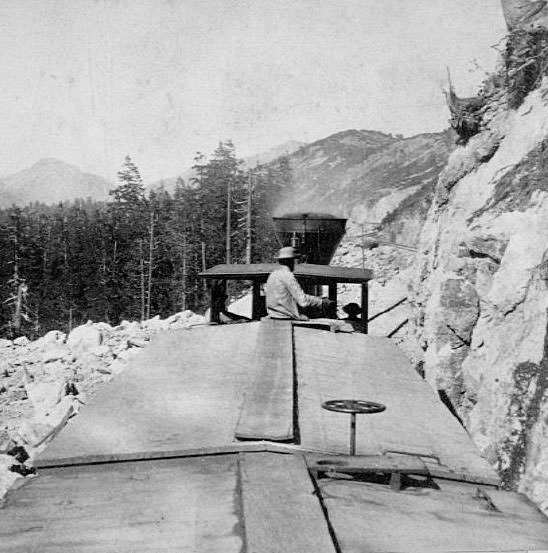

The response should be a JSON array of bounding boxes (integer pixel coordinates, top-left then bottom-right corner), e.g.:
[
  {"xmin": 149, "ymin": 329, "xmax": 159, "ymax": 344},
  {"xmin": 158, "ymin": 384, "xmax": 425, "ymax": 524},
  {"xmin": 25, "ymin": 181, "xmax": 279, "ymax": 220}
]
[{"xmin": 265, "ymin": 265, "xmax": 323, "ymax": 319}]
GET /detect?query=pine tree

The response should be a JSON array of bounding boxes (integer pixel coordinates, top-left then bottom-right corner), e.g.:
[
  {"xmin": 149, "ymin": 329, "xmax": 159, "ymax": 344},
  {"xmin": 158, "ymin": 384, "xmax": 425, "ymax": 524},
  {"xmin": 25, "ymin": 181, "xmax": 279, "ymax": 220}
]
[
  {"xmin": 107, "ymin": 155, "xmax": 148, "ymax": 321},
  {"xmin": 110, "ymin": 155, "xmax": 146, "ymax": 205},
  {"xmin": 3, "ymin": 208, "xmax": 30, "ymax": 336},
  {"xmin": 0, "ymin": 140, "xmax": 289, "ymax": 338}
]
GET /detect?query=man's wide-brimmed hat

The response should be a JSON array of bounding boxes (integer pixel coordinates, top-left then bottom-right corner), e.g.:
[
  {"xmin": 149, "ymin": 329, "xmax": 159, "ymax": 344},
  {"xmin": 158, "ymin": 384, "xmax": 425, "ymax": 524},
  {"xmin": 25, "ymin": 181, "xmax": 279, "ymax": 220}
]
[
  {"xmin": 277, "ymin": 246, "xmax": 299, "ymax": 260},
  {"xmin": 343, "ymin": 302, "xmax": 361, "ymax": 316}
]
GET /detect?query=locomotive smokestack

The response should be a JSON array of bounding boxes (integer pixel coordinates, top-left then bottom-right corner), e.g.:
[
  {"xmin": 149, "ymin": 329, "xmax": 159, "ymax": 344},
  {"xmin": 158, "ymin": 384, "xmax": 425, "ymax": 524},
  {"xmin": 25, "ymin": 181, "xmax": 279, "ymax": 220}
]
[{"xmin": 272, "ymin": 212, "xmax": 347, "ymax": 265}]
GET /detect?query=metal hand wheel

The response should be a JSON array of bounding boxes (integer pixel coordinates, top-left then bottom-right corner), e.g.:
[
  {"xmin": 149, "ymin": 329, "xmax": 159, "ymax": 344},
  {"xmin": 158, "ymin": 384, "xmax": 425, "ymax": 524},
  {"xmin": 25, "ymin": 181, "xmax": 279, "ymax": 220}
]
[{"xmin": 322, "ymin": 399, "xmax": 386, "ymax": 455}]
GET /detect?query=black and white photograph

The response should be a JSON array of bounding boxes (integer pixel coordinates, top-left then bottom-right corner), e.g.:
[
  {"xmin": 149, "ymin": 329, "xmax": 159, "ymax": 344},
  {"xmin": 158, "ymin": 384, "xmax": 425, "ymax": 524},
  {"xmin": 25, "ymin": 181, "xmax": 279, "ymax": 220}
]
[{"xmin": 2, "ymin": 0, "xmax": 548, "ymax": 551}]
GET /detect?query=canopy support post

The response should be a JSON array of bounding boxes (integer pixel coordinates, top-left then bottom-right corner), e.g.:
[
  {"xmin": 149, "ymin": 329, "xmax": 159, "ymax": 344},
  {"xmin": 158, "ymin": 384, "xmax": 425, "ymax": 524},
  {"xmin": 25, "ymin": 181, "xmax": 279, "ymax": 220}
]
[
  {"xmin": 210, "ymin": 280, "xmax": 221, "ymax": 324},
  {"xmin": 328, "ymin": 283, "xmax": 337, "ymax": 303},
  {"xmin": 252, "ymin": 281, "xmax": 262, "ymax": 320},
  {"xmin": 361, "ymin": 282, "xmax": 369, "ymax": 334}
]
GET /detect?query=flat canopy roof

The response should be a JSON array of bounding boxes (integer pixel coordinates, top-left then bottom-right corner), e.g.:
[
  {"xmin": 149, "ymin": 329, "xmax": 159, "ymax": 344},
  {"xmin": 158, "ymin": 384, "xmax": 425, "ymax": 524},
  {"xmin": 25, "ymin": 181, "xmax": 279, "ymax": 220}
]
[{"xmin": 200, "ymin": 263, "xmax": 373, "ymax": 283}]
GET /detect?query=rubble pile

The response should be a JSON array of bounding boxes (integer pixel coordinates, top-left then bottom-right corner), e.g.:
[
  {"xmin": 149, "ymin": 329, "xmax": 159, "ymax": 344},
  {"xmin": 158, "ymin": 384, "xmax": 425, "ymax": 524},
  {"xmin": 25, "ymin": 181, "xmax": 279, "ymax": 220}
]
[
  {"xmin": 0, "ymin": 310, "xmax": 204, "ymax": 498},
  {"xmin": 334, "ymin": 241, "xmax": 414, "ymax": 284}
]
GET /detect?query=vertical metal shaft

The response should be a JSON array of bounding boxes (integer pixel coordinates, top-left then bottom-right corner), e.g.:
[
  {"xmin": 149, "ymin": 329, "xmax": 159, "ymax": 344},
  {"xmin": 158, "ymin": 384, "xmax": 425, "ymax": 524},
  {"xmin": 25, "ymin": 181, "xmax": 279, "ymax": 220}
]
[{"xmin": 350, "ymin": 412, "xmax": 356, "ymax": 455}]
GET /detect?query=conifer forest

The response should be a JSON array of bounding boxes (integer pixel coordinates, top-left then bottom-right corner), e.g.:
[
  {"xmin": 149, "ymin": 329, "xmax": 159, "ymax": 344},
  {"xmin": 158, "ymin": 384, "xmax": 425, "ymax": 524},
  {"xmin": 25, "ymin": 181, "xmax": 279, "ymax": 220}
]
[{"xmin": 0, "ymin": 142, "xmax": 293, "ymax": 338}]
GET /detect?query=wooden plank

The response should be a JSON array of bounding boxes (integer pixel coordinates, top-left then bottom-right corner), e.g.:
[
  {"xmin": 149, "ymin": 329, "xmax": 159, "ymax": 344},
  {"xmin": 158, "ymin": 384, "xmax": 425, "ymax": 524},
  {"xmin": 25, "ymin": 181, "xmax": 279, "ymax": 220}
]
[
  {"xmin": 240, "ymin": 452, "xmax": 336, "ymax": 553},
  {"xmin": 426, "ymin": 461, "xmax": 501, "ymax": 487},
  {"xmin": 35, "ymin": 442, "xmax": 269, "ymax": 468},
  {"xmin": 0, "ymin": 455, "xmax": 243, "ymax": 553},
  {"xmin": 479, "ymin": 487, "xmax": 548, "ymax": 522},
  {"xmin": 319, "ymin": 478, "xmax": 548, "ymax": 553},
  {"xmin": 306, "ymin": 453, "xmax": 428, "ymax": 476},
  {"xmin": 36, "ymin": 441, "xmax": 335, "ymax": 469},
  {"xmin": 37, "ymin": 324, "xmax": 260, "ymax": 465},
  {"xmin": 294, "ymin": 329, "xmax": 499, "ymax": 484},
  {"xmin": 235, "ymin": 320, "xmax": 294, "ymax": 441}
]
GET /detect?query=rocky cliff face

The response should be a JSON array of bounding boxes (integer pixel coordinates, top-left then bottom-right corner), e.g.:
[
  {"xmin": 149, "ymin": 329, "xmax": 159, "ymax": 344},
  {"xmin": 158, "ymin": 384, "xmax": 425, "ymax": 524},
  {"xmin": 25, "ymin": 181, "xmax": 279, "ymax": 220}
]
[{"xmin": 412, "ymin": 76, "xmax": 548, "ymax": 511}]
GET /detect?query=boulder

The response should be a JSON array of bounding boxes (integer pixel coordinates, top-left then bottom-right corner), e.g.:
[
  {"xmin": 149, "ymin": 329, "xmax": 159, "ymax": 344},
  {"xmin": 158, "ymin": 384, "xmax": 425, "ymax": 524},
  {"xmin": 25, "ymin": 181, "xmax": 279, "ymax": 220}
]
[
  {"xmin": 13, "ymin": 337, "xmax": 29, "ymax": 347},
  {"xmin": 462, "ymin": 234, "xmax": 509, "ymax": 264},
  {"xmin": 34, "ymin": 330, "xmax": 66, "ymax": 348},
  {"xmin": 16, "ymin": 395, "xmax": 79, "ymax": 448},
  {"xmin": 188, "ymin": 315, "xmax": 206, "ymax": 326},
  {"xmin": 89, "ymin": 345, "xmax": 111, "ymax": 358},
  {"xmin": 109, "ymin": 358, "xmax": 128, "ymax": 375},
  {"xmin": 127, "ymin": 337, "xmax": 148, "ymax": 348},
  {"xmin": 93, "ymin": 322, "xmax": 113, "ymax": 333},
  {"xmin": 0, "ymin": 455, "xmax": 20, "ymax": 501},
  {"xmin": 41, "ymin": 345, "xmax": 71, "ymax": 364},
  {"xmin": 42, "ymin": 361, "xmax": 68, "ymax": 380},
  {"xmin": 115, "ymin": 349, "xmax": 134, "ymax": 362},
  {"xmin": 165, "ymin": 313, "xmax": 183, "ymax": 325},
  {"xmin": 23, "ymin": 373, "xmax": 65, "ymax": 419},
  {"xmin": 142, "ymin": 315, "xmax": 166, "ymax": 331},
  {"xmin": 74, "ymin": 351, "xmax": 102, "ymax": 372},
  {"xmin": 501, "ymin": 0, "xmax": 548, "ymax": 31},
  {"xmin": 119, "ymin": 320, "xmax": 141, "ymax": 334},
  {"xmin": 16, "ymin": 421, "xmax": 55, "ymax": 448},
  {"xmin": 67, "ymin": 322, "xmax": 102, "ymax": 353}
]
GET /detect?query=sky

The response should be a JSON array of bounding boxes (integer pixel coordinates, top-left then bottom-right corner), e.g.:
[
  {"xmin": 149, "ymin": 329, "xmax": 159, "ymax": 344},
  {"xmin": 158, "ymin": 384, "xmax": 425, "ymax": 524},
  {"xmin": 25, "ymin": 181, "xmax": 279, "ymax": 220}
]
[{"xmin": 0, "ymin": 0, "xmax": 507, "ymax": 183}]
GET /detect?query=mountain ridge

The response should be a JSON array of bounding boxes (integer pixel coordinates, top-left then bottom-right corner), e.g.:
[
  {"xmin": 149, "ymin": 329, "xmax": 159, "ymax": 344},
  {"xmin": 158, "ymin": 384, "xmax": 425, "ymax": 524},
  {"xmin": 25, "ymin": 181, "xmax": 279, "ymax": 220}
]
[
  {"xmin": 0, "ymin": 158, "xmax": 112, "ymax": 208},
  {"xmin": 153, "ymin": 139, "xmax": 306, "ymax": 190},
  {"xmin": 0, "ymin": 131, "xmax": 454, "ymax": 230},
  {"xmin": 269, "ymin": 128, "xmax": 455, "ymax": 245}
]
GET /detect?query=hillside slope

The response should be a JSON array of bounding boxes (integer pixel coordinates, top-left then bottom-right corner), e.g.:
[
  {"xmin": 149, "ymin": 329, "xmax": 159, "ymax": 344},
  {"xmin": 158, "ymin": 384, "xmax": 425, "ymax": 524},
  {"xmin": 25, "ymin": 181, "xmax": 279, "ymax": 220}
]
[
  {"xmin": 273, "ymin": 129, "xmax": 454, "ymax": 245},
  {"xmin": 154, "ymin": 140, "xmax": 306, "ymax": 191}
]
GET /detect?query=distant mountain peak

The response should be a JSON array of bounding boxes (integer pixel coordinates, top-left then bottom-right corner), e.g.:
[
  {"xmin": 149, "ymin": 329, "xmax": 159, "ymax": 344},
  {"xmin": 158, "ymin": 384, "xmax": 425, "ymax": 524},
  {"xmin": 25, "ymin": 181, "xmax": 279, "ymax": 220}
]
[
  {"xmin": 35, "ymin": 157, "xmax": 69, "ymax": 165},
  {"xmin": 0, "ymin": 158, "xmax": 112, "ymax": 208}
]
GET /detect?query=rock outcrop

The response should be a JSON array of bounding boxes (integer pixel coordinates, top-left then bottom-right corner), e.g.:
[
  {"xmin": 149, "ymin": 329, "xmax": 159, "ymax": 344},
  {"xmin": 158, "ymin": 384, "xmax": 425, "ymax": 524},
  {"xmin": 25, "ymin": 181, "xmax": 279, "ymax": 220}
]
[
  {"xmin": 411, "ymin": 71, "xmax": 548, "ymax": 512},
  {"xmin": 501, "ymin": 0, "xmax": 548, "ymax": 31}
]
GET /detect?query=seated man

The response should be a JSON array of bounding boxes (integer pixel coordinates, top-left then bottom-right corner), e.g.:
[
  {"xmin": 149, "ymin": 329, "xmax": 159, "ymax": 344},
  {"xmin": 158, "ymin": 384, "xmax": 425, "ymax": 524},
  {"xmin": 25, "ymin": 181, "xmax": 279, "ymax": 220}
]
[
  {"xmin": 342, "ymin": 302, "xmax": 365, "ymax": 332},
  {"xmin": 265, "ymin": 246, "xmax": 331, "ymax": 320},
  {"xmin": 205, "ymin": 282, "xmax": 251, "ymax": 324},
  {"xmin": 216, "ymin": 292, "xmax": 251, "ymax": 324}
]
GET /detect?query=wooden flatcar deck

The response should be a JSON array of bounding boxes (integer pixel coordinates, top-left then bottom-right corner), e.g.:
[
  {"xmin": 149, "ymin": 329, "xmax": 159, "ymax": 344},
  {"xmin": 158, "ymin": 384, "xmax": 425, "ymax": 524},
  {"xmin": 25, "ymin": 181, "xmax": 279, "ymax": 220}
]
[
  {"xmin": 3, "ymin": 451, "xmax": 548, "ymax": 552},
  {"xmin": 36, "ymin": 321, "xmax": 498, "ymax": 485},
  {"xmin": 294, "ymin": 329, "xmax": 496, "ymax": 483},
  {"xmin": 3, "ymin": 319, "xmax": 547, "ymax": 551},
  {"xmin": 0, "ymin": 455, "xmax": 243, "ymax": 553},
  {"xmin": 38, "ymin": 324, "xmax": 260, "ymax": 465},
  {"xmin": 319, "ymin": 476, "xmax": 548, "ymax": 553}
]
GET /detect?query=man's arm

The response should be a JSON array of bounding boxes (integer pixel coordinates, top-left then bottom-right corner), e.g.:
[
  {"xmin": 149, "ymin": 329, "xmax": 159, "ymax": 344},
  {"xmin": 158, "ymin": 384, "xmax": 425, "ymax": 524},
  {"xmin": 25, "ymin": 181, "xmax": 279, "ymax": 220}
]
[{"xmin": 285, "ymin": 271, "xmax": 323, "ymax": 308}]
